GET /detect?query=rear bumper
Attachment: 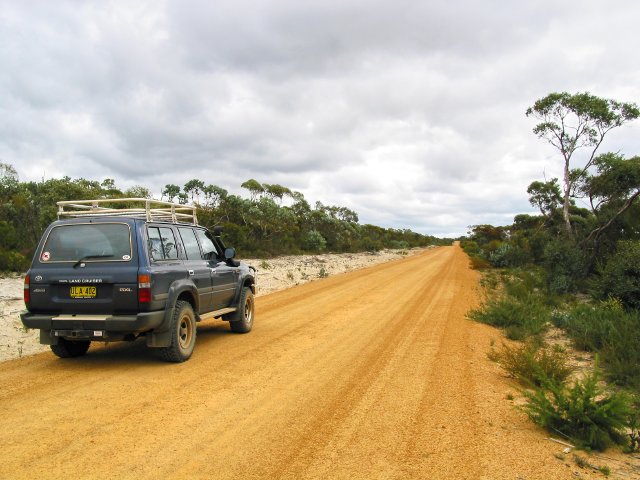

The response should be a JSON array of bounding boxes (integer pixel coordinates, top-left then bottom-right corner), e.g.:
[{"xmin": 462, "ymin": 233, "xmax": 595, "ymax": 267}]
[{"xmin": 20, "ymin": 310, "xmax": 166, "ymax": 333}]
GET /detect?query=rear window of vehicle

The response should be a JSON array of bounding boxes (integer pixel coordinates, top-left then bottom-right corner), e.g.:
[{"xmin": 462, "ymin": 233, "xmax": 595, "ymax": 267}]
[{"xmin": 40, "ymin": 223, "xmax": 132, "ymax": 263}]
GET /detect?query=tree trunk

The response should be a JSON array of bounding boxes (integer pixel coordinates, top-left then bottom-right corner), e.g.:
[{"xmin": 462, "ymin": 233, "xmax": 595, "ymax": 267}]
[{"xmin": 562, "ymin": 158, "xmax": 573, "ymax": 237}]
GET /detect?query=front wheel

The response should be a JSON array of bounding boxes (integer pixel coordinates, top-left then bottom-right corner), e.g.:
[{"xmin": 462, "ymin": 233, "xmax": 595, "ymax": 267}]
[
  {"xmin": 158, "ymin": 300, "xmax": 197, "ymax": 363},
  {"xmin": 50, "ymin": 339, "xmax": 91, "ymax": 358},
  {"xmin": 227, "ymin": 287, "xmax": 254, "ymax": 333}
]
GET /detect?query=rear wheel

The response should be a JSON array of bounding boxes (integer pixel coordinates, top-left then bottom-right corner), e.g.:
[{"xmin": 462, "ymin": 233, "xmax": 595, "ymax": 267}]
[
  {"xmin": 50, "ymin": 339, "xmax": 91, "ymax": 358},
  {"xmin": 228, "ymin": 287, "xmax": 254, "ymax": 333},
  {"xmin": 158, "ymin": 300, "xmax": 197, "ymax": 363}
]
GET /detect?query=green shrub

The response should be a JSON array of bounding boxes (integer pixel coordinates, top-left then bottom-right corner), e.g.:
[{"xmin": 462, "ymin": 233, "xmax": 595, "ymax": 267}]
[
  {"xmin": 491, "ymin": 341, "xmax": 573, "ymax": 388},
  {"xmin": 303, "ymin": 229, "xmax": 327, "ymax": 252},
  {"xmin": 0, "ymin": 249, "xmax": 29, "ymax": 272},
  {"xmin": 489, "ymin": 243, "xmax": 532, "ymax": 268},
  {"xmin": 484, "ymin": 239, "xmax": 504, "ymax": 256},
  {"xmin": 460, "ymin": 240, "xmax": 481, "ymax": 256},
  {"xmin": 480, "ymin": 271, "xmax": 500, "ymax": 290},
  {"xmin": 522, "ymin": 366, "xmax": 633, "ymax": 451},
  {"xmin": 551, "ymin": 302, "xmax": 620, "ymax": 352},
  {"xmin": 543, "ymin": 239, "xmax": 585, "ymax": 294},
  {"xmin": 553, "ymin": 300, "xmax": 640, "ymax": 388},
  {"xmin": 502, "ymin": 268, "xmax": 546, "ymax": 300},
  {"xmin": 627, "ymin": 403, "xmax": 640, "ymax": 453},
  {"xmin": 387, "ymin": 240, "xmax": 409, "ymax": 250},
  {"xmin": 469, "ymin": 293, "xmax": 549, "ymax": 340},
  {"xmin": 468, "ymin": 255, "xmax": 492, "ymax": 270},
  {"xmin": 601, "ymin": 313, "xmax": 640, "ymax": 388},
  {"xmin": 594, "ymin": 240, "xmax": 640, "ymax": 310}
]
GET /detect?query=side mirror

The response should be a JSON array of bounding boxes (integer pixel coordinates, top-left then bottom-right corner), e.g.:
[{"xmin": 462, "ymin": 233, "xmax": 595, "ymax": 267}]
[{"xmin": 224, "ymin": 247, "xmax": 236, "ymax": 260}]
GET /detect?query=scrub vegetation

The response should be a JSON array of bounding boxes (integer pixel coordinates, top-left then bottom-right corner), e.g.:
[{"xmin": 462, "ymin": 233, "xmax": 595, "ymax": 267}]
[{"xmin": 466, "ymin": 91, "xmax": 640, "ymax": 452}]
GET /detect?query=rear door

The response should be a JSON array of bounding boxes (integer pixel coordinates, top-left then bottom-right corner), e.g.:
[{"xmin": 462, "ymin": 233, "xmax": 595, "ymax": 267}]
[
  {"xmin": 146, "ymin": 224, "xmax": 186, "ymax": 310},
  {"xmin": 177, "ymin": 227, "xmax": 214, "ymax": 313},
  {"xmin": 27, "ymin": 221, "xmax": 138, "ymax": 315}
]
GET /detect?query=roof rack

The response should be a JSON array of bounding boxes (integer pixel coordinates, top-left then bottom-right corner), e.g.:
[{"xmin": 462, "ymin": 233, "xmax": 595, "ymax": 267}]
[{"xmin": 57, "ymin": 198, "xmax": 198, "ymax": 225}]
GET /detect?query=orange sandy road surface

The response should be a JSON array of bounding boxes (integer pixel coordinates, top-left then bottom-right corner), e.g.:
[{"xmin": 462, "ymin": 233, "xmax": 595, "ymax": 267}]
[{"xmin": 0, "ymin": 246, "xmax": 597, "ymax": 479}]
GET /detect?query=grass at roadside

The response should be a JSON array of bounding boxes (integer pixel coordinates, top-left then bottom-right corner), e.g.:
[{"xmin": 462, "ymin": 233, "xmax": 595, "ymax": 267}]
[
  {"xmin": 469, "ymin": 267, "xmax": 551, "ymax": 340},
  {"xmin": 552, "ymin": 299, "xmax": 640, "ymax": 389},
  {"xmin": 471, "ymin": 266, "xmax": 640, "ymax": 452},
  {"xmin": 470, "ymin": 294, "xmax": 548, "ymax": 340},
  {"xmin": 488, "ymin": 340, "xmax": 573, "ymax": 388}
]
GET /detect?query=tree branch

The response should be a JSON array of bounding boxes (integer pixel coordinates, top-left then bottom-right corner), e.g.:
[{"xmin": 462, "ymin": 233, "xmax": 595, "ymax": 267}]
[{"xmin": 584, "ymin": 188, "xmax": 640, "ymax": 244}]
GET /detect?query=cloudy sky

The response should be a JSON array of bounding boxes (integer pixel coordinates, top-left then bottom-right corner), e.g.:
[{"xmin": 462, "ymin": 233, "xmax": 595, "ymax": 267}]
[{"xmin": 2, "ymin": 1, "xmax": 640, "ymax": 237}]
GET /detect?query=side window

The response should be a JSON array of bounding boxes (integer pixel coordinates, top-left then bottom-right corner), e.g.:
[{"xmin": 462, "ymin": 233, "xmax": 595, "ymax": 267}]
[
  {"xmin": 195, "ymin": 229, "xmax": 218, "ymax": 259},
  {"xmin": 178, "ymin": 228, "xmax": 203, "ymax": 260},
  {"xmin": 148, "ymin": 227, "xmax": 178, "ymax": 261}
]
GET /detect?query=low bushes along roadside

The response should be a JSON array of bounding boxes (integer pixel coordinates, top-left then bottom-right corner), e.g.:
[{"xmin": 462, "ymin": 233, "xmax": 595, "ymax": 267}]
[
  {"xmin": 469, "ymin": 293, "xmax": 549, "ymax": 341},
  {"xmin": 522, "ymin": 363, "xmax": 633, "ymax": 451},
  {"xmin": 552, "ymin": 299, "xmax": 640, "ymax": 389},
  {"xmin": 473, "ymin": 266, "xmax": 640, "ymax": 391},
  {"xmin": 491, "ymin": 342, "xmax": 636, "ymax": 451},
  {"xmin": 489, "ymin": 341, "xmax": 573, "ymax": 388}
]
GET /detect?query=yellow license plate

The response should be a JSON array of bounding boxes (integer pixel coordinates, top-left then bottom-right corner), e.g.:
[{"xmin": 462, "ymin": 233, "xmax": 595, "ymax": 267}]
[{"xmin": 70, "ymin": 286, "xmax": 97, "ymax": 298}]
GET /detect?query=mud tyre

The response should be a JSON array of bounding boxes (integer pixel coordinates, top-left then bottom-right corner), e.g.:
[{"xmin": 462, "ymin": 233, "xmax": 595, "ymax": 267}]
[
  {"xmin": 50, "ymin": 339, "xmax": 91, "ymax": 358},
  {"xmin": 227, "ymin": 287, "xmax": 254, "ymax": 333},
  {"xmin": 158, "ymin": 300, "xmax": 197, "ymax": 363}
]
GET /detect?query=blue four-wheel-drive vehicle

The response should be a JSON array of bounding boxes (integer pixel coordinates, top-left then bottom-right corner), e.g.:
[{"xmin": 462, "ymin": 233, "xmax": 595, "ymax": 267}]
[{"xmin": 21, "ymin": 198, "xmax": 256, "ymax": 362}]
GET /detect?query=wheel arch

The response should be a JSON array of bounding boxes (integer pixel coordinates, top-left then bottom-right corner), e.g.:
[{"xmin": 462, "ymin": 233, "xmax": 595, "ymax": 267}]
[
  {"xmin": 244, "ymin": 276, "xmax": 255, "ymax": 295},
  {"xmin": 161, "ymin": 280, "xmax": 199, "ymax": 330}
]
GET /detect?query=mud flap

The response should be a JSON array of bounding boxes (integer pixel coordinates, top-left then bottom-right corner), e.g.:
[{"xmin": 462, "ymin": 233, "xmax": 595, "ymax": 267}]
[
  {"xmin": 40, "ymin": 329, "xmax": 59, "ymax": 345},
  {"xmin": 145, "ymin": 306, "xmax": 175, "ymax": 348},
  {"xmin": 145, "ymin": 330, "xmax": 172, "ymax": 348}
]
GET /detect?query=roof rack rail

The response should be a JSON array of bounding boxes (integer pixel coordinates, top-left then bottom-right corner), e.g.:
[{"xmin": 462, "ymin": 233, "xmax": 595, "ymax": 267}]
[{"xmin": 57, "ymin": 198, "xmax": 198, "ymax": 225}]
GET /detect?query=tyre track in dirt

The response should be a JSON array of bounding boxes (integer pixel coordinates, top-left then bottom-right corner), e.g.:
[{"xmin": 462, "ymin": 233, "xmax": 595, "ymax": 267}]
[
  {"xmin": 0, "ymin": 246, "xmax": 606, "ymax": 479},
  {"xmin": 267, "ymin": 254, "xmax": 455, "ymax": 479}
]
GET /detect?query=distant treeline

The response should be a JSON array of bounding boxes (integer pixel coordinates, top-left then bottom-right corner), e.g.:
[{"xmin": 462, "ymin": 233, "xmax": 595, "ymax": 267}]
[{"xmin": 0, "ymin": 163, "xmax": 448, "ymax": 271}]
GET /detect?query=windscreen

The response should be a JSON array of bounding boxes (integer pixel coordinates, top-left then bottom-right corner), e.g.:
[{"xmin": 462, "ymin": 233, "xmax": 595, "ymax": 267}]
[{"xmin": 40, "ymin": 223, "xmax": 132, "ymax": 263}]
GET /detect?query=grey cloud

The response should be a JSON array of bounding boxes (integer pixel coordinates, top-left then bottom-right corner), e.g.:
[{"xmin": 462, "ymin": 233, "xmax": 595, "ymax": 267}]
[
  {"xmin": 167, "ymin": 0, "xmax": 560, "ymax": 77},
  {"xmin": 2, "ymin": 0, "xmax": 640, "ymax": 237}
]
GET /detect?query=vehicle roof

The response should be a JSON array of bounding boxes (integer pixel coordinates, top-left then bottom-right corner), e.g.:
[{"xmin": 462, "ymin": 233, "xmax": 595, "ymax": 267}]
[
  {"xmin": 48, "ymin": 217, "xmax": 206, "ymax": 228},
  {"xmin": 56, "ymin": 198, "xmax": 199, "ymax": 225}
]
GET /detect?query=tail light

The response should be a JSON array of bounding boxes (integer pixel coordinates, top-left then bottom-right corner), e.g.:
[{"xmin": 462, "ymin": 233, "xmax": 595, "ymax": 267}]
[
  {"xmin": 23, "ymin": 275, "xmax": 30, "ymax": 307},
  {"xmin": 138, "ymin": 274, "xmax": 151, "ymax": 304}
]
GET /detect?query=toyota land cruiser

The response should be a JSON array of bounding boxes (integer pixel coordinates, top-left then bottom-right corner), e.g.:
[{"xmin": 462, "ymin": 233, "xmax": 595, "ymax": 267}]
[{"xmin": 21, "ymin": 198, "xmax": 256, "ymax": 362}]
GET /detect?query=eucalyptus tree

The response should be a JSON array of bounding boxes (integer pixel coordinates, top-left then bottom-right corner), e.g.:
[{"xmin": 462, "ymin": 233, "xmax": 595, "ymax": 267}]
[
  {"xmin": 202, "ymin": 184, "xmax": 228, "ymax": 209},
  {"xmin": 240, "ymin": 179, "xmax": 265, "ymax": 201},
  {"xmin": 262, "ymin": 183, "xmax": 291, "ymax": 204},
  {"xmin": 526, "ymin": 92, "xmax": 639, "ymax": 236},
  {"xmin": 161, "ymin": 184, "xmax": 181, "ymax": 202},
  {"xmin": 183, "ymin": 179, "xmax": 205, "ymax": 203},
  {"xmin": 527, "ymin": 178, "xmax": 562, "ymax": 219}
]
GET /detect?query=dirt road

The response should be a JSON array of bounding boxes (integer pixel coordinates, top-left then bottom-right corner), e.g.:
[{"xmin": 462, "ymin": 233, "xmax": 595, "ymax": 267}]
[{"xmin": 0, "ymin": 246, "xmax": 608, "ymax": 479}]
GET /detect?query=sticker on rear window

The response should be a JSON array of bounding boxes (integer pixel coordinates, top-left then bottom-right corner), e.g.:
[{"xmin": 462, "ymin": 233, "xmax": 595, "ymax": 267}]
[
  {"xmin": 41, "ymin": 251, "xmax": 51, "ymax": 262},
  {"xmin": 122, "ymin": 254, "xmax": 131, "ymax": 260}
]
